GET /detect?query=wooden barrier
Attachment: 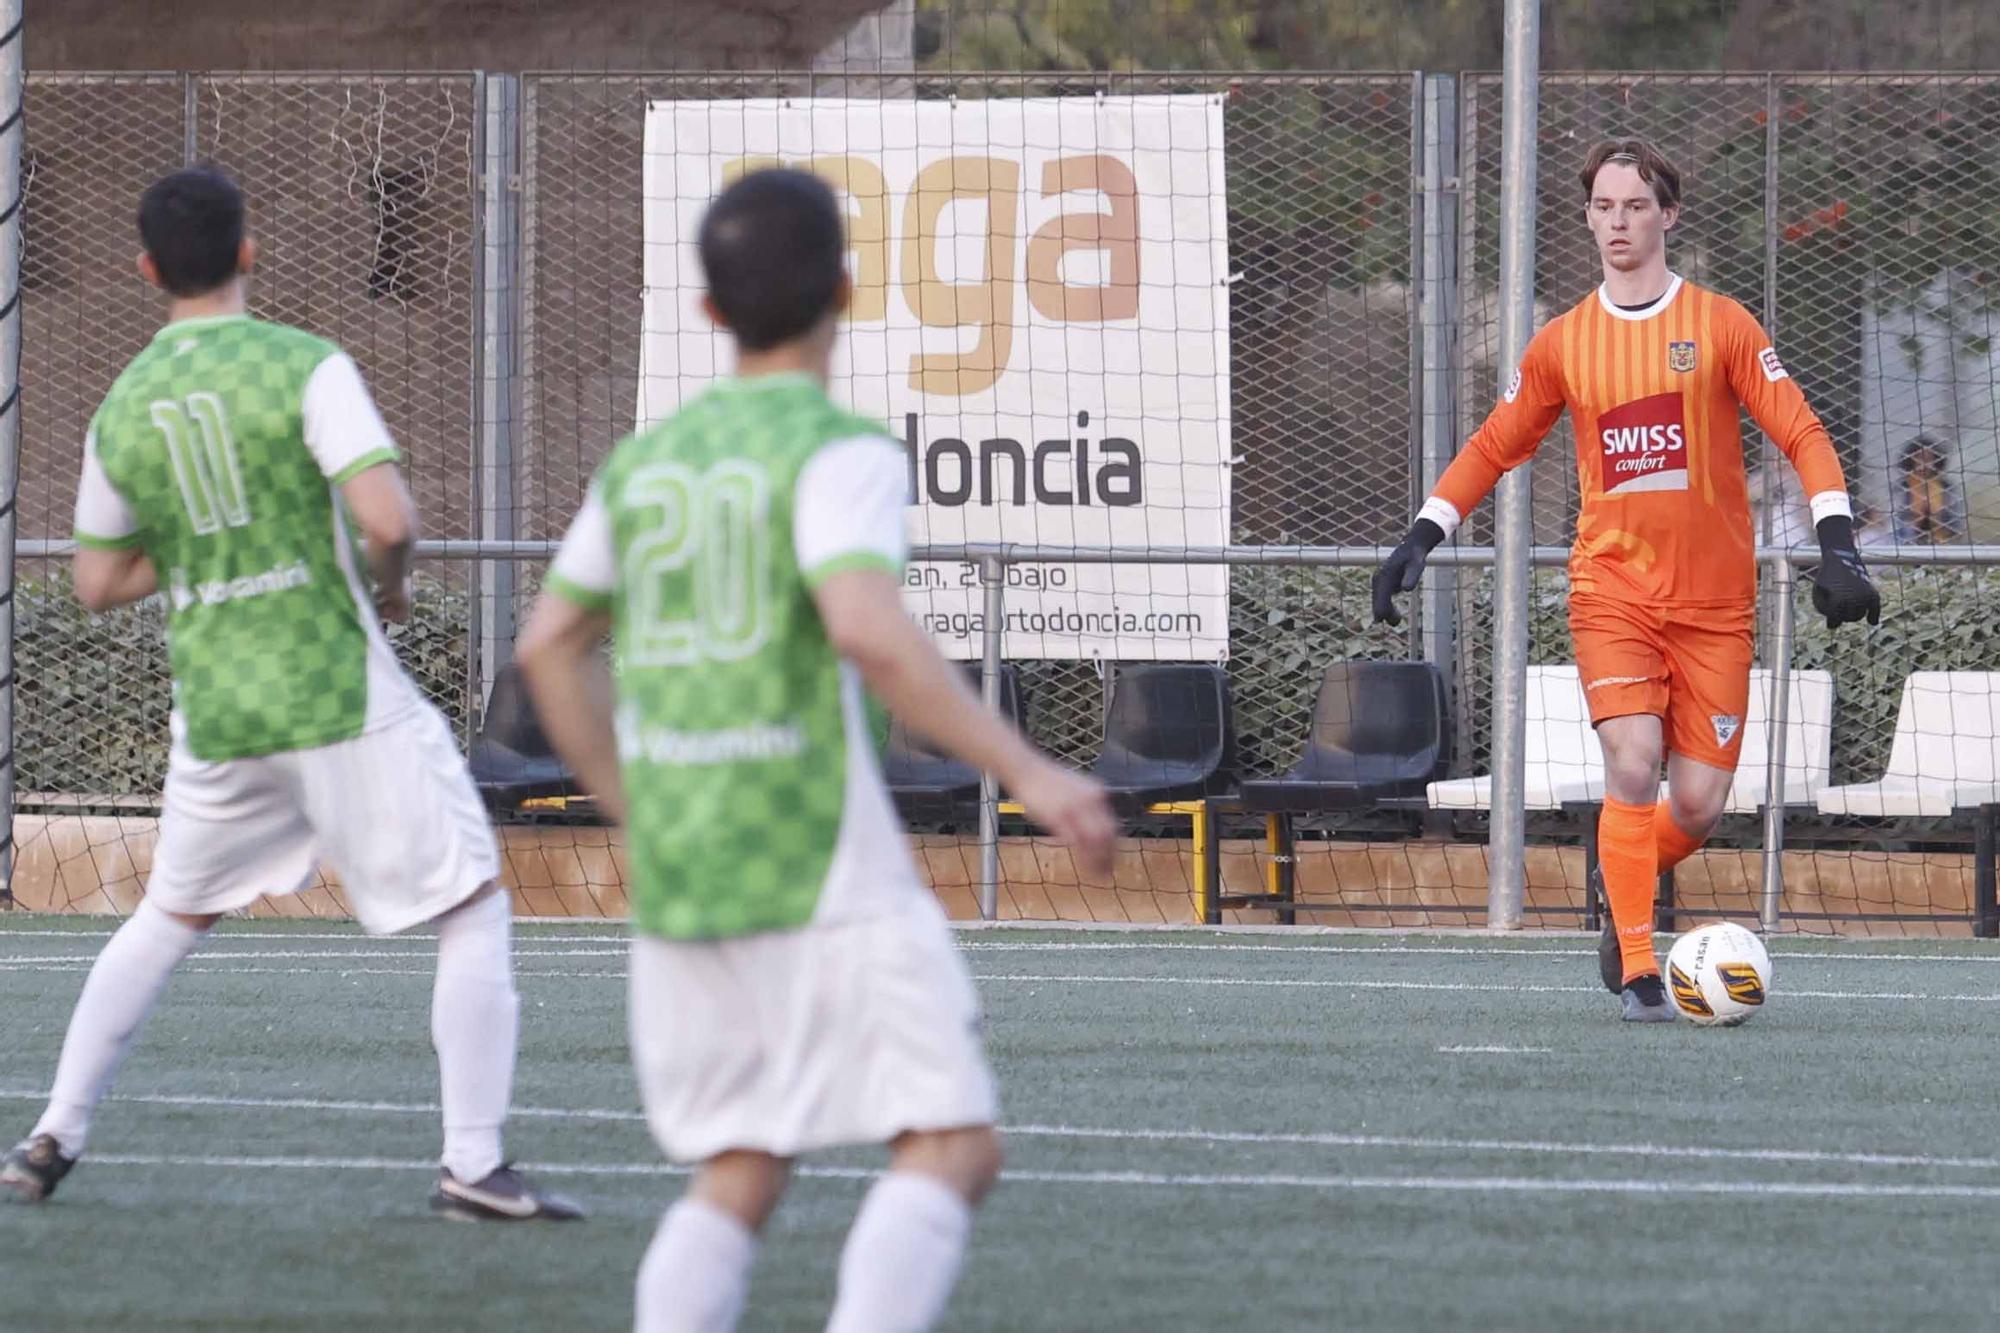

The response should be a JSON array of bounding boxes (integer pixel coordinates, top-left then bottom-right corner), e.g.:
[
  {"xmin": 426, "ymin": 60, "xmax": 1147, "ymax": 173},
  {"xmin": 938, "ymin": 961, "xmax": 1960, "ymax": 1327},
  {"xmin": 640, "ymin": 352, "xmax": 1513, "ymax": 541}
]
[{"xmin": 5, "ymin": 814, "xmax": 1981, "ymax": 936}]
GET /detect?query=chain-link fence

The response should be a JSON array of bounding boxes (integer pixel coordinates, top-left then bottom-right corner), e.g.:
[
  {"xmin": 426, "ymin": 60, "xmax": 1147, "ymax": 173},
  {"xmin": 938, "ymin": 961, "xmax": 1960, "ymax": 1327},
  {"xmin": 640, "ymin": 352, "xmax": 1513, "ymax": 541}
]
[
  {"xmin": 16, "ymin": 68, "xmax": 2000, "ymax": 929},
  {"xmin": 518, "ymin": 71, "xmax": 1420, "ymax": 781},
  {"xmin": 21, "ymin": 74, "xmax": 482, "ymax": 802},
  {"xmin": 1451, "ymin": 73, "xmax": 2000, "ymax": 932}
]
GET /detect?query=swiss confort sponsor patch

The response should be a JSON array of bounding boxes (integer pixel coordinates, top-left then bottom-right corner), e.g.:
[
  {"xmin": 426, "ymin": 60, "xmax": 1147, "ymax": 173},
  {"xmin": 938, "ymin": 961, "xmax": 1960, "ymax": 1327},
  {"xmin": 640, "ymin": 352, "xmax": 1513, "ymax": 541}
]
[{"xmin": 1595, "ymin": 392, "xmax": 1688, "ymax": 495}]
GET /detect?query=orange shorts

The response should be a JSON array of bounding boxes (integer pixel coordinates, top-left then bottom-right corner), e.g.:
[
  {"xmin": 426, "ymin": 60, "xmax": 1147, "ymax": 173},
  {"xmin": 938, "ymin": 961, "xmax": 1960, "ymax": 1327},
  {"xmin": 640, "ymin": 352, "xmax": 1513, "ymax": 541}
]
[{"xmin": 1570, "ymin": 595, "xmax": 1755, "ymax": 771}]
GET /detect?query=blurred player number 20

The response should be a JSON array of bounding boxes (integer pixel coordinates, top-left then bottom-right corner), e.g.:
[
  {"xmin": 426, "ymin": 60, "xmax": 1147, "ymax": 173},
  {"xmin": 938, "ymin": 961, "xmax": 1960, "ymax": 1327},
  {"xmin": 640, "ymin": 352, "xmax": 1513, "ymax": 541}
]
[{"xmin": 722, "ymin": 153, "xmax": 1139, "ymax": 397}]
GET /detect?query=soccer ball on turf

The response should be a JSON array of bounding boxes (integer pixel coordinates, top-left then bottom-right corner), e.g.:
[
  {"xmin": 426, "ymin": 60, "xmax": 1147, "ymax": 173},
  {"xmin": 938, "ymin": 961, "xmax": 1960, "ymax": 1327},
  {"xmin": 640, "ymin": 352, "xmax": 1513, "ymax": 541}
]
[{"xmin": 1665, "ymin": 922, "xmax": 1772, "ymax": 1026}]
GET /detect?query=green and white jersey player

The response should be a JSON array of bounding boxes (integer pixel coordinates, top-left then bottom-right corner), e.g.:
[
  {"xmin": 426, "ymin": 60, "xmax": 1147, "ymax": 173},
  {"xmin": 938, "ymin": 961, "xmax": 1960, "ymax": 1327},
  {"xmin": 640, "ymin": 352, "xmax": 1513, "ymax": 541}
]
[
  {"xmin": 519, "ymin": 168, "xmax": 1118, "ymax": 1333},
  {"xmin": 1, "ymin": 166, "xmax": 578, "ymax": 1223}
]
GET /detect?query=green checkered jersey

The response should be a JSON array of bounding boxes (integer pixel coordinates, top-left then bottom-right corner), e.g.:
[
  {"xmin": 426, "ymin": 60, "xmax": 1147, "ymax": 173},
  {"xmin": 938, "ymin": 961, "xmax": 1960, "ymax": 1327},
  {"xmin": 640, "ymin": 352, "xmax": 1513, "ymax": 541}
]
[
  {"xmin": 547, "ymin": 373, "xmax": 919, "ymax": 940},
  {"xmin": 74, "ymin": 315, "xmax": 420, "ymax": 761}
]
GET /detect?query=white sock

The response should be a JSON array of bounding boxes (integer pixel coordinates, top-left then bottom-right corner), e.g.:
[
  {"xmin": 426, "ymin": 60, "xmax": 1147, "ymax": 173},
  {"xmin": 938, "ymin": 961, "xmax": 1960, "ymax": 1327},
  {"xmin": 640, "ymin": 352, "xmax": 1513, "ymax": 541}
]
[
  {"xmin": 32, "ymin": 900, "xmax": 205, "ymax": 1155},
  {"xmin": 430, "ymin": 888, "xmax": 517, "ymax": 1183},
  {"xmin": 635, "ymin": 1196, "xmax": 758, "ymax": 1333},
  {"xmin": 825, "ymin": 1173, "xmax": 974, "ymax": 1333}
]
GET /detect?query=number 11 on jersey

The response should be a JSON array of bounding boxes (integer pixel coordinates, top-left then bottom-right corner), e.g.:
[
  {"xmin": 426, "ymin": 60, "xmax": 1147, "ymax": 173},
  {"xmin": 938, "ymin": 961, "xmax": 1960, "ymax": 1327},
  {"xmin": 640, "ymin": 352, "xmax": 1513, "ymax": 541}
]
[{"xmin": 151, "ymin": 391, "xmax": 251, "ymax": 534}]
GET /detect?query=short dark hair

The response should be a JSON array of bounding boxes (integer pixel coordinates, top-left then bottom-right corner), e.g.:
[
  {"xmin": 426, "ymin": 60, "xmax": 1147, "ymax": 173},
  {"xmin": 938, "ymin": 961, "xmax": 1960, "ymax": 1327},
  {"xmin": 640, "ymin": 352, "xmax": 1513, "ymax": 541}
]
[
  {"xmin": 699, "ymin": 169, "xmax": 845, "ymax": 351},
  {"xmin": 137, "ymin": 166, "xmax": 246, "ymax": 298},
  {"xmin": 1579, "ymin": 138, "xmax": 1682, "ymax": 211}
]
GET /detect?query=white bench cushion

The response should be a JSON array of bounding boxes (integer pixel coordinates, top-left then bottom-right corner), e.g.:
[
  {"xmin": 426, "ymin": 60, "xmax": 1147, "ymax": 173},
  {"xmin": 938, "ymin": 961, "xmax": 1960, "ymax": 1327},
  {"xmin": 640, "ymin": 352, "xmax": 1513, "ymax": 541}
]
[
  {"xmin": 1429, "ymin": 666, "xmax": 1833, "ymax": 815},
  {"xmin": 1816, "ymin": 672, "xmax": 2000, "ymax": 818}
]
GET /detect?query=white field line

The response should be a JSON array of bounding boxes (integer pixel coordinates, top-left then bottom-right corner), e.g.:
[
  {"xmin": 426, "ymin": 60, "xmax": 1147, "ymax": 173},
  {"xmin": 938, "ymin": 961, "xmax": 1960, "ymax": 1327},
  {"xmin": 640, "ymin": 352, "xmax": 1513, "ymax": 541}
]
[
  {"xmin": 0, "ymin": 949, "xmax": 626, "ymax": 965},
  {"xmin": 969, "ymin": 973, "xmax": 2000, "ymax": 1002},
  {"xmin": 0, "ymin": 1087, "xmax": 647, "ymax": 1124},
  {"xmin": 67, "ymin": 1150, "xmax": 2000, "ymax": 1200},
  {"xmin": 961, "ymin": 942, "xmax": 2000, "ymax": 964},
  {"xmin": 6, "ymin": 1086, "xmax": 2000, "ymax": 1173},
  {"xmin": 0, "ymin": 931, "xmax": 625, "ymax": 943},
  {"xmin": 0, "ymin": 959, "xmax": 1993, "ymax": 1002},
  {"xmin": 0, "ymin": 932, "xmax": 1996, "ymax": 965},
  {"xmin": 0, "ymin": 965, "xmax": 620, "ymax": 978},
  {"xmin": 1436, "ymin": 1045, "xmax": 1552, "ymax": 1054}
]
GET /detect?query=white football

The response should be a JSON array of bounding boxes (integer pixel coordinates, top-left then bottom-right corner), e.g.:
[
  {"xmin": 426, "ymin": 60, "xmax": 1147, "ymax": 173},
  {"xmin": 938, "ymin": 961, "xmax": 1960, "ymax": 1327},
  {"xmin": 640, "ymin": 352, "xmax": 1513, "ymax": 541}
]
[{"xmin": 1666, "ymin": 922, "xmax": 1772, "ymax": 1026}]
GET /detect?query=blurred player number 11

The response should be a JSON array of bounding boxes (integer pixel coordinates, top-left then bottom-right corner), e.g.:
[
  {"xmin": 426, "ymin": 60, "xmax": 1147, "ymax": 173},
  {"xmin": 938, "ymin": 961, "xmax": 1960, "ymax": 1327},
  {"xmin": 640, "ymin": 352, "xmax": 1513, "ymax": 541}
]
[
  {"xmin": 151, "ymin": 392, "xmax": 253, "ymax": 534},
  {"xmin": 723, "ymin": 154, "xmax": 1139, "ymax": 397}
]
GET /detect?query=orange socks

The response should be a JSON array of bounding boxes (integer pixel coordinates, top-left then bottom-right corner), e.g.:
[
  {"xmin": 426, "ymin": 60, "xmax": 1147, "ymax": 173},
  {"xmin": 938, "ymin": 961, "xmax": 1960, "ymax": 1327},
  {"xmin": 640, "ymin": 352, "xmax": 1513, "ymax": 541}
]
[
  {"xmin": 1598, "ymin": 797, "xmax": 1660, "ymax": 984},
  {"xmin": 1654, "ymin": 801, "xmax": 1707, "ymax": 872}
]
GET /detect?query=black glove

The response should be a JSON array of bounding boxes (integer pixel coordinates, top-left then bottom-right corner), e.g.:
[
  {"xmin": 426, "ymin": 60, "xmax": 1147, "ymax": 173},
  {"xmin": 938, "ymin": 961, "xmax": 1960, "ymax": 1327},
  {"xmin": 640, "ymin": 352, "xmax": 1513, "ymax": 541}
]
[
  {"xmin": 1371, "ymin": 518, "xmax": 1446, "ymax": 626},
  {"xmin": 1810, "ymin": 514, "xmax": 1880, "ymax": 630}
]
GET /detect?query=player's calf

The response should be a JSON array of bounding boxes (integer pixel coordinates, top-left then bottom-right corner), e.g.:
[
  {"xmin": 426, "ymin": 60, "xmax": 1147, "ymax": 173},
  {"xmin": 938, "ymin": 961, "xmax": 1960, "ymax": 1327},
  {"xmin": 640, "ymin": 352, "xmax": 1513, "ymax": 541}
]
[
  {"xmin": 825, "ymin": 1127, "xmax": 1003, "ymax": 1333},
  {"xmin": 634, "ymin": 1153, "xmax": 787, "ymax": 1333},
  {"xmin": 1592, "ymin": 864, "xmax": 1625, "ymax": 995}
]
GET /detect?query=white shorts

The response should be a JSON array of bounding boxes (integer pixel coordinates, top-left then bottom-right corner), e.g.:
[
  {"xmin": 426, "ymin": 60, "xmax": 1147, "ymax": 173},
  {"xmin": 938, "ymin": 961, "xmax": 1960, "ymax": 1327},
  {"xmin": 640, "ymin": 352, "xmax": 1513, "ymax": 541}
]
[
  {"xmin": 630, "ymin": 901, "xmax": 998, "ymax": 1164},
  {"xmin": 147, "ymin": 703, "xmax": 501, "ymax": 935}
]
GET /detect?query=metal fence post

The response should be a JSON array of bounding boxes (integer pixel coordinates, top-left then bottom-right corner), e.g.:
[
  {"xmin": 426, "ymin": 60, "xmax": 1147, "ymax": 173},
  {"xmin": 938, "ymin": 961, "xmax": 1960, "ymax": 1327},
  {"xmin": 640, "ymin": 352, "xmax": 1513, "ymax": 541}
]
[
  {"xmin": 1755, "ymin": 78, "xmax": 1781, "ymax": 564},
  {"xmin": 1418, "ymin": 73, "xmax": 1460, "ymax": 693},
  {"xmin": 182, "ymin": 72, "xmax": 198, "ymax": 165},
  {"xmin": 1762, "ymin": 73, "xmax": 1781, "ymax": 407},
  {"xmin": 473, "ymin": 72, "xmax": 521, "ymax": 727},
  {"xmin": 1452, "ymin": 75, "xmax": 1484, "ymax": 774},
  {"xmin": 977, "ymin": 553, "xmax": 1006, "ymax": 921},
  {"xmin": 1760, "ymin": 552, "xmax": 1796, "ymax": 931},
  {"xmin": 0, "ymin": 0, "xmax": 20, "ymax": 908},
  {"xmin": 1756, "ymin": 75, "xmax": 1789, "ymax": 936},
  {"xmin": 1487, "ymin": 0, "xmax": 1540, "ymax": 930}
]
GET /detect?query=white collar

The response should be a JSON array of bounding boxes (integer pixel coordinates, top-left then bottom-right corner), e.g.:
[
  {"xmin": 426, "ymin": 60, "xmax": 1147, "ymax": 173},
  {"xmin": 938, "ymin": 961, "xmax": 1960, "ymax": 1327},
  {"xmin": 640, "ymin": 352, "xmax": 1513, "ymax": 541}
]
[{"xmin": 1596, "ymin": 272, "xmax": 1683, "ymax": 322}]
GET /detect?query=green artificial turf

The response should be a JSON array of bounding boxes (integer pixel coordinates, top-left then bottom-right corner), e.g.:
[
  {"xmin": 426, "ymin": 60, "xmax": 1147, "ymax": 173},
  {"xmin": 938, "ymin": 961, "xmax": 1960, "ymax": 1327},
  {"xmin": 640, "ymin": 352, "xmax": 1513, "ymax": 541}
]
[{"xmin": 1, "ymin": 917, "xmax": 1997, "ymax": 1331}]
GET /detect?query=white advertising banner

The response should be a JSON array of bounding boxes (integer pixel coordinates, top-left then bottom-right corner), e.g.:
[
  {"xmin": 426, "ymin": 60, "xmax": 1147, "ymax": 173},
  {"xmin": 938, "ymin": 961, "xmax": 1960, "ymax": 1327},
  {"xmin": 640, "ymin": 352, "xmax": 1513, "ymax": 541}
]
[{"xmin": 639, "ymin": 95, "xmax": 1231, "ymax": 659}]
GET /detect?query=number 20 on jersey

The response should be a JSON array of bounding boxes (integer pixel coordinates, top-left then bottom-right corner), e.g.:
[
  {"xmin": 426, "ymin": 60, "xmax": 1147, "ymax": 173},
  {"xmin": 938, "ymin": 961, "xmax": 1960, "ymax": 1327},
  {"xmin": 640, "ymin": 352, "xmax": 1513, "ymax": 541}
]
[{"xmin": 624, "ymin": 460, "xmax": 773, "ymax": 667}]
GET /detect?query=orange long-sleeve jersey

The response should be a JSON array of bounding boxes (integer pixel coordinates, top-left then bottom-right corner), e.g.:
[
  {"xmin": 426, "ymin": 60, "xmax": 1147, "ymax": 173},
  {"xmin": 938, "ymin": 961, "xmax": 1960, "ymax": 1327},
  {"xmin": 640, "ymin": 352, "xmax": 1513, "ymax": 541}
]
[{"xmin": 1423, "ymin": 275, "xmax": 1850, "ymax": 608}]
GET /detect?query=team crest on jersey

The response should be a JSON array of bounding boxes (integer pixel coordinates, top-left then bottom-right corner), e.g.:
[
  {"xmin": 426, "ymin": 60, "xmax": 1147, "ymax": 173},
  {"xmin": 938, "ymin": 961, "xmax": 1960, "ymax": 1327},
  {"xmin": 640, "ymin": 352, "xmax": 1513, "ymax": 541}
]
[
  {"xmin": 1596, "ymin": 391, "xmax": 1689, "ymax": 495},
  {"xmin": 1667, "ymin": 340, "xmax": 1697, "ymax": 373},
  {"xmin": 1711, "ymin": 714, "xmax": 1741, "ymax": 747}
]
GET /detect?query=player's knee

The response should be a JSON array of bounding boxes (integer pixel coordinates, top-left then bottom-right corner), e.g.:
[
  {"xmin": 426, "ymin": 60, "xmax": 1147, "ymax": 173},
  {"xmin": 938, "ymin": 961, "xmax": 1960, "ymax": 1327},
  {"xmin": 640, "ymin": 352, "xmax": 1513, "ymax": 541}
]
[
  {"xmin": 692, "ymin": 1150, "xmax": 790, "ymax": 1231},
  {"xmin": 1670, "ymin": 789, "xmax": 1725, "ymax": 839},
  {"xmin": 969, "ymin": 1127, "xmax": 1005, "ymax": 1197},
  {"xmin": 1603, "ymin": 751, "xmax": 1661, "ymax": 803},
  {"xmin": 951, "ymin": 1126, "xmax": 1004, "ymax": 1199},
  {"xmin": 895, "ymin": 1125, "xmax": 1004, "ymax": 1203}
]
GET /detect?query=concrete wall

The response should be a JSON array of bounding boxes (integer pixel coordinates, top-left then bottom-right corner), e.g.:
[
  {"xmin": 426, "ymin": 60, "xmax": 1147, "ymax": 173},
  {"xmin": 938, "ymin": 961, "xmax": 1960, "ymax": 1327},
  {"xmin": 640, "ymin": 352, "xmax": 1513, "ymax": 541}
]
[{"xmin": 35, "ymin": 0, "xmax": 885, "ymax": 71}]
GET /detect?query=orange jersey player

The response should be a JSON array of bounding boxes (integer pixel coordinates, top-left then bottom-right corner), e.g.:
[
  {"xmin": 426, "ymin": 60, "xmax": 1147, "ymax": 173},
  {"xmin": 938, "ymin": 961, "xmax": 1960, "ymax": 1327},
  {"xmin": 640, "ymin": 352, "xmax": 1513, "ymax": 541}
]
[{"xmin": 1372, "ymin": 138, "xmax": 1880, "ymax": 1022}]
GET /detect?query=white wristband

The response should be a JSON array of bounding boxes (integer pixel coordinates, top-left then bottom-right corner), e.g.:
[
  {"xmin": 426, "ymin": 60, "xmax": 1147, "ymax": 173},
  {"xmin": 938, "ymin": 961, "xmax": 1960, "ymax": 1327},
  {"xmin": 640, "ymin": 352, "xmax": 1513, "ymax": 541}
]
[
  {"xmin": 1808, "ymin": 491, "xmax": 1854, "ymax": 526},
  {"xmin": 1415, "ymin": 496, "xmax": 1463, "ymax": 539}
]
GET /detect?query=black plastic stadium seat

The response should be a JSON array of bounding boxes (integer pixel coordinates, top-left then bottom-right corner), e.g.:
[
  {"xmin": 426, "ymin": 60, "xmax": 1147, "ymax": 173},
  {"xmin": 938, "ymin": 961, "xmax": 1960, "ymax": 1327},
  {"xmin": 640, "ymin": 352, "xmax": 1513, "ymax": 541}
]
[
  {"xmin": 1238, "ymin": 660, "xmax": 1450, "ymax": 813},
  {"xmin": 468, "ymin": 662, "xmax": 575, "ymax": 811},
  {"xmin": 884, "ymin": 665, "xmax": 1021, "ymax": 820},
  {"xmin": 1091, "ymin": 664, "xmax": 1238, "ymax": 813}
]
